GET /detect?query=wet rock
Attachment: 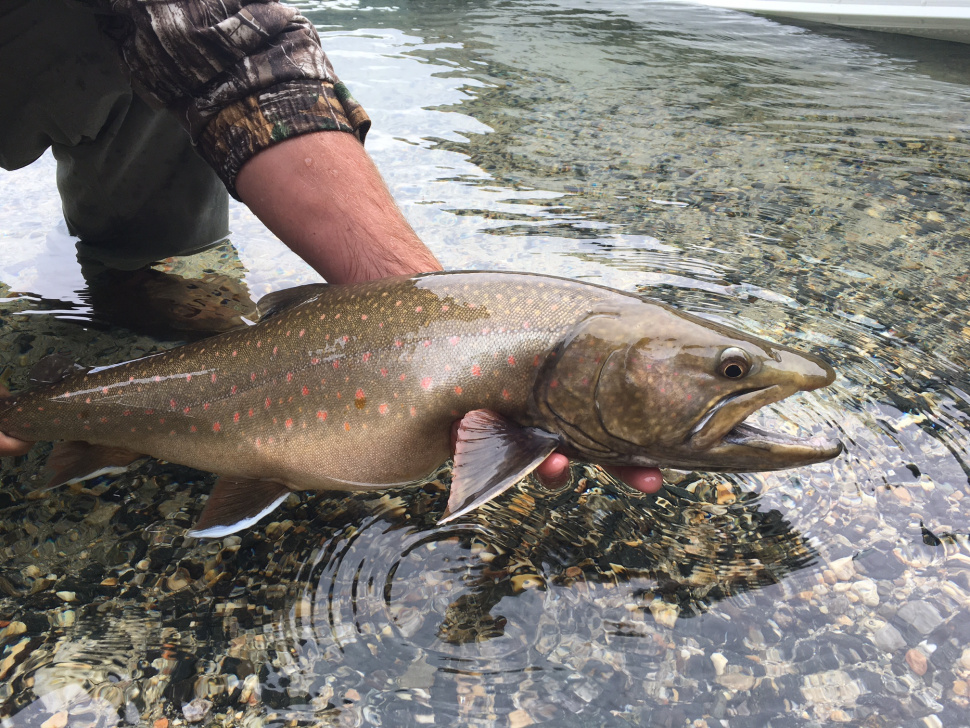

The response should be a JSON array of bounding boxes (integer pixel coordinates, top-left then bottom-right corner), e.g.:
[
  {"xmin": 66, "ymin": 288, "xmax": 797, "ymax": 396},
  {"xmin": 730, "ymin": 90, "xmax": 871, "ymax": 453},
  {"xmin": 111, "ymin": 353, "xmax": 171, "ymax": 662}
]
[
  {"xmin": 897, "ymin": 601, "xmax": 944, "ymax": 635},
  {"xmin": 182, "ymin": 698, "xmax": 212, "ymax": 723},
  {"xmin": 872, "ymin": 624, "xmax": 907, "ymax": 653},
  {"xmin": 905, "ymin": 648, "xmax": 928, "ymax": 676}
]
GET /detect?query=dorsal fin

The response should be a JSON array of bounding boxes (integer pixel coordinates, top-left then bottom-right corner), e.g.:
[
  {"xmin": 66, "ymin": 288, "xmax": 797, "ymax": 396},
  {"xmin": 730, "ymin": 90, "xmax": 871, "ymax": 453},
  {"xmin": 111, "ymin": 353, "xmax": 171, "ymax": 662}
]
[
  {"xmin": 256, "ymin": 284, "xmax": 329, "ymax": 320},
  {"xmin": 30, "ymin": 354, "xmax": 86, "ymax": 386}
]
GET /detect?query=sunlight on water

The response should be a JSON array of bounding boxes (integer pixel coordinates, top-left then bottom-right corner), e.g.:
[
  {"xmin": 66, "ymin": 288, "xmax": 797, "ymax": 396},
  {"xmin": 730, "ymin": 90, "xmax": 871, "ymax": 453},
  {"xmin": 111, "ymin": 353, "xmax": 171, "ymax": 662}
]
[{"xmin": 3, "ymin": 0, "xmax": 970, "ymax": 725}]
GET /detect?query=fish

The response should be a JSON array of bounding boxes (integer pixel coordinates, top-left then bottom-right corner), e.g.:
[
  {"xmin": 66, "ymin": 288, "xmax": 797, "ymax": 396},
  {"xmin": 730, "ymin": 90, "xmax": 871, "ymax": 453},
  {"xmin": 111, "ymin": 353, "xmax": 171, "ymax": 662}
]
[{"xmin": 0, "ymin": 271, "xmax": 842, "ymax": 537}]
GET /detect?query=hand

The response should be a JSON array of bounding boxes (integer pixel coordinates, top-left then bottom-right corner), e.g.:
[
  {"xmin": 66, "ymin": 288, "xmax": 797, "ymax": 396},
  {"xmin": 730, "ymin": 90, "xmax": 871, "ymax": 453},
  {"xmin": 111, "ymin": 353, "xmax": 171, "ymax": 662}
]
[
  {"xmin": 0, "ymin": 432, "xmax": 31, "ymax": 457},
  {"xmin": 0, "ymin": 386, "xmax": 32, "ymax": 457},
  {"xmin": 237, "ymin": 131, "xmax": 442, "ymax": 284},
  {"xmin": 449, "ymin": 421, "xmax": 663, "ymax": 495},
  {"xmin": 535, "ymin": 453, "xmax": 663, "ymax": 494}
]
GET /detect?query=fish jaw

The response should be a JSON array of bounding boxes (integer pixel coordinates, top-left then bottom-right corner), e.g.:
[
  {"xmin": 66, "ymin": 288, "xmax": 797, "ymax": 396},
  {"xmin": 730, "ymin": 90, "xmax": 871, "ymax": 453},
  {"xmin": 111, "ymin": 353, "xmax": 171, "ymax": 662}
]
[{"xmin": 683, "ymin": 384, "xmax": 843, "ymax": 471}]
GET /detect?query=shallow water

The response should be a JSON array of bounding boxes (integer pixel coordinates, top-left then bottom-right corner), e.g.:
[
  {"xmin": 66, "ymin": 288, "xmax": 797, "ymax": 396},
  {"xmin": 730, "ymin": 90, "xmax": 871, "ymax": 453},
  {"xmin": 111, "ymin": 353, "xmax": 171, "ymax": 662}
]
[{"xmin": 2, "ymin": 0, "xmax": 970, "ymax": 725}]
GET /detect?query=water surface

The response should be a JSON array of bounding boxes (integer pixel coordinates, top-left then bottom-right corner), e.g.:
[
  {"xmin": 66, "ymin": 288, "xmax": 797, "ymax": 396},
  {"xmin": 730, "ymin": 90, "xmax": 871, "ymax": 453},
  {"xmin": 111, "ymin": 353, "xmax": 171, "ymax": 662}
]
[{"xmin": 2, "ymin": 1, "xmax": 970, "ymax": 726}]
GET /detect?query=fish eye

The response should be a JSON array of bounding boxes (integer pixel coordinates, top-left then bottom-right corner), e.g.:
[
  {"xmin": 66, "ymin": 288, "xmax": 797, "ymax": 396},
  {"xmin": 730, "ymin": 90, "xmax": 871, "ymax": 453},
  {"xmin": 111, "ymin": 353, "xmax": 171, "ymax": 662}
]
[{"xmin": 717, "ymin": 347, "xmax": 751, "ymax": 380}]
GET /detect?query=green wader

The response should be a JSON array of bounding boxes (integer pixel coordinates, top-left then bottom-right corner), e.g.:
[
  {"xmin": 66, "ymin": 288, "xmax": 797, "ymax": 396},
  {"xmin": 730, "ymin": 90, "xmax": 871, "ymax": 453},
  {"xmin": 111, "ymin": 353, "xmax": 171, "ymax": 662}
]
[{"xmin": 0, "ymin": 0, "xmax": 229, "ymax": 270}]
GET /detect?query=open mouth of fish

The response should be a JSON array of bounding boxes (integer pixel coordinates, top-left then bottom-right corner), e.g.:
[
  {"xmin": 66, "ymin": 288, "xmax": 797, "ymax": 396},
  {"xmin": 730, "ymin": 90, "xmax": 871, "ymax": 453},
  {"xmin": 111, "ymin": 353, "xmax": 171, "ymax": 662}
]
[{"xmin": 689, "ymin": 386, "xmax": 842, "ymax": 462}]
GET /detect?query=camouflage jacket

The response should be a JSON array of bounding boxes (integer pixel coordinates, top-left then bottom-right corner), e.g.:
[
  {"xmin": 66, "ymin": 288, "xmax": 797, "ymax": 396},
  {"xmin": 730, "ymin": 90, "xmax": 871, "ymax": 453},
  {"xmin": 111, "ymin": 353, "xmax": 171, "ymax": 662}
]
[{"xmin": 78, "ymin": 0, "xmax": 370, "ymax": 196}]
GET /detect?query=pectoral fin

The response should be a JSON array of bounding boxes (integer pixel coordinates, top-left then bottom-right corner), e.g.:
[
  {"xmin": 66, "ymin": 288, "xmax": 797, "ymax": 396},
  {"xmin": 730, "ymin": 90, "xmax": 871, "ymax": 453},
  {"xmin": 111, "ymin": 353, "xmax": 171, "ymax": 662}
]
[
  {"xmin": 440, "ymin": 409, "xmax": 560, "ymax": 524},
  {"xmin": 42, "ymin": 442, "xmax": 143, "ymax": 488},
  {"xmin": 187, "ymin": 477, "xmax": 291, "ymax": 539}
]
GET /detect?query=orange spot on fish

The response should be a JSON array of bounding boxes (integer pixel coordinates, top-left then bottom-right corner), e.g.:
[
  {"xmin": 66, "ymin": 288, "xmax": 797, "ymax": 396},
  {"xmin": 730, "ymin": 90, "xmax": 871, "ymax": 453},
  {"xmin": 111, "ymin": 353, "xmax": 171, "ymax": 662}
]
[
  {"xmin": 231, "ymin": 385, "xmax": 237, "ymax": 395},
  {"xmin": 234, "ymin": 412, "xmax": 240, "ymax": 422},
  {"xmin": 342, "ymin": 336, "xmax": 349, "ymax": 343},
  {"xmin": 380, "ymin": 368, "xmax": 388, "ymax": 377},
  {"xmin": 85, "ymin": 397, "xmax": 91, "ymax": 404},
  {"xmin": 502, "ymin": 389, "xmax": 510, "ymax": 399},
  {"xmin": 213, "ymin": 422, "xmax": 221, "ymax": 432},
  {"xmin": 311, "ymin": 357, "xmax": 320, "ymax": 365},
  {"xmin": 232, "ymin": 350, "xmax": 237, "ymax": 357},
  {"xmin": 399, "ymin": 374, "xmax": 406, "ymax": 381},
  {"xmin": 360, "ymin": 314, "xmax": 367, "ymax": 321},
  {"xmin": 317, "ymin": 410, "xmax": 327, "ymax": 420},
  {"xmin": 449, "ymin": 336, "xmax": 459, "ymax": 345},
  {"xmin": 251, "ymin": 373, "xmax": 257, "ymax": 381},
  {"xmin": 257, "ymin": 341, "xmax": 262, "ymax": 348},
  {"xmin": 249, "ymin": 408, "xmax": 254, "ymax": 417},
  {"xmin": 454, "ymin": 386, "xmax": 463, "ymax": 395},
  {"xmin": 273, "ymin": 346, "xmax": 278, "ymax": 355},
  {"xmin": 533, "ymin": 355, "xmax": 540, "ymax": 367},
  {"xmin": 285, "ymin": 418, "xmax": 293, "ymax": 429},
  {"xmin": 395, "ymin": 300, "xmax": 402, "ymax": 306},
  {"xmin": 421, "ymin": 377, "xmax": 433, "ymax": 389},
  {"xmin": 265, "ymin": 397, "xmax": 271, "ymax": 409},
  {"xmin": 362, "ymin": 352, "xmax": 371, "ymax": 362},
  {"xmin": 302, "ymin": 385, "xmax": 309, "ymax": 396},
  {"xmin": 299, "ymin": 329, "xmax": 305, "ymax": 337},
  {"xmin": 423, "ymin": 340, "xmax": 431, "ymax": 347},
  {"xmin": 101, "ymin": 388, "xmax": 108, "ymax": 395},
  {"xmin": 153, "ymin": 376, "xmax": 161, "ymax": 382},
  {"xmin": 170, "ymin": 399, "xmax": 177, "ymax": 408},
  {"xmin": 255, "ymin": 437, "xmax": 262, "ymax": 447},
  {"xmin": 416, "ymin": 306, "xmax": 423, "ymax": 313},
  {"xmin": 394, "ymin": 340, "xmax": 402, "ymax": 348},
  {"xmin": 211, "ymin": 373, "xmax": 217, "ymax": 383},
  {"xmin": 344, "ymin": 422, "xmax": 351, "ymax": 431},
  {"xmin": 508, "ymin": 355, "xmax": 516, "ymax": 366},
  {"xmin": 204, "ymin": 403, "xmax": 210, "ymax": 411},
  {"xmin": 441, "ymin": 305, "xmax": 449, "ymax": 312},
  {"xmin": 379, "ymin": 403, "xmax": 388, "ymax": 414},
  {"xmin": 356, "ymin": 388, "xmax": 365, "ymax": 399},
  {"xmin": 410, "ymin": 406, "xmax": 416, "ymax": 416},
  {"xmin": 287, "ymin": 372, "xmax": 293, "ymax": 382},
  {"xmin": 550, "ymin": 380, "xmax": 559, "ymax": 388},
  {"xmin": 183, "ymin": 407, "xmax": 190, "ymax": 414},
  {"xmin": 471, "ymin": 365, "xmax": 481, "ymax": 377},
  {"xmin": 100, "ymin": 417, "xmax": 108, "ymax": 423},
  {"xmin": 159, "ymin": 418, "xmax": 165, "ymax": 424},
  {"xmin": 523, "ymin": 322, "xmax": 531, "ymax": 329},
  {"xmin": 333, "ymin": 361, "xmax": 340, "ymax": 369},
  {"xmin": 186, "ymin": 374, "xmax": 192, "ymax": 382},
  {"xmin": 190, "ymin": 425, "xmax": 197, "ymax": 433}
]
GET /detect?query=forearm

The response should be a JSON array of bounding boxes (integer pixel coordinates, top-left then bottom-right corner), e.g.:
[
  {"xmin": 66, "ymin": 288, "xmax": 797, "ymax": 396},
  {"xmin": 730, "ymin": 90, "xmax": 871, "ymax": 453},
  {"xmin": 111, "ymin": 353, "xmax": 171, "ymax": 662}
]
[{"xmin": 236, "ymin": 131, "xmax": 441, "ymax": 283}]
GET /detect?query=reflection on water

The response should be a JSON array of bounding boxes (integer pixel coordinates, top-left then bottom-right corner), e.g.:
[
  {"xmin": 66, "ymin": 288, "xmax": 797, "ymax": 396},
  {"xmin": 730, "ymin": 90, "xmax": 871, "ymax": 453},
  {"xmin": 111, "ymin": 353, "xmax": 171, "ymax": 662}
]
[{"xmin": 3, "ymin": 0, "xmax": 970, "ymax": 725}]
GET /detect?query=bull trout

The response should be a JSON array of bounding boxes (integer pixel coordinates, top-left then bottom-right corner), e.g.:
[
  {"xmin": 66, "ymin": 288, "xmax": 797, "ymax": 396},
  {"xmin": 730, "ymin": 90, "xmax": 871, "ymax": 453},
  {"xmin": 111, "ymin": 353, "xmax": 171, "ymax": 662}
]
[{"xmin": 0, "ymin": 272, "xmax": 841, "ymax": 536}]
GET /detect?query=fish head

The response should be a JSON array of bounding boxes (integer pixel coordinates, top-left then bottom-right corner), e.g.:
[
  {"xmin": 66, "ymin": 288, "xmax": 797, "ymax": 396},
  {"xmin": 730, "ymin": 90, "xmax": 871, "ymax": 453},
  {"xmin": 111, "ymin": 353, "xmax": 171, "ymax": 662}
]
[{"xmin": 538, "ymin": 302, "xmax": 842, "ymax": 472}]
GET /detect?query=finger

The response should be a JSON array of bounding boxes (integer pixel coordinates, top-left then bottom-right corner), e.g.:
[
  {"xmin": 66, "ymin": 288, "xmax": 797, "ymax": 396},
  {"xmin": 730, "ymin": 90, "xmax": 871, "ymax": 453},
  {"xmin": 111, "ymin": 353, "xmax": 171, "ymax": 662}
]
[
  {"xmin": 604, "ymin": 466, "xmax": 663, "ymax": 494},
  {"xmin": 534, "ymin": 452, "xmax": 570, "ymax": 489},
  {"xmin": 0, "ymin": 431, "xmax": 33, "ymax": 458}
]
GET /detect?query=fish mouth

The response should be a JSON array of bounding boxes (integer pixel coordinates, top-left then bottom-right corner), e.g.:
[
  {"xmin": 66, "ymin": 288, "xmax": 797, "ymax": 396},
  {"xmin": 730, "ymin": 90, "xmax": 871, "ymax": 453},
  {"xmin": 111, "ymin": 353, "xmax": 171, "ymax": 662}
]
[{"xmin": 689, "ymin": 386, "xmax": 843, "ymax": 469}]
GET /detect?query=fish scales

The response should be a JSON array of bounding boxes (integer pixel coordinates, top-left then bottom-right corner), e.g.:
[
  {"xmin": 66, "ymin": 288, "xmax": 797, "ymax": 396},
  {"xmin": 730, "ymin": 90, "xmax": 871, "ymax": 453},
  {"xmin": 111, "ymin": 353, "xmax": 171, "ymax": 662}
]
[
  {"xmin": 1, "ymin": 274, "xmax": 612, "ymax": 490},
  {"xmin": 0, "ymin": 271, "xmax": 842, "ymax": 532}
]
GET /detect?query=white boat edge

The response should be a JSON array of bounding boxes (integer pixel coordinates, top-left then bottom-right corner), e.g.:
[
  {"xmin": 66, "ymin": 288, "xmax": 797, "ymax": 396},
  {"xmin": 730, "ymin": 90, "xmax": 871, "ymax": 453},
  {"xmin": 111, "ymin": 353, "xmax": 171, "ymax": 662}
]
[{"xmin": 663, "ymin": 0, "xmax": 970, "ymax": 44}]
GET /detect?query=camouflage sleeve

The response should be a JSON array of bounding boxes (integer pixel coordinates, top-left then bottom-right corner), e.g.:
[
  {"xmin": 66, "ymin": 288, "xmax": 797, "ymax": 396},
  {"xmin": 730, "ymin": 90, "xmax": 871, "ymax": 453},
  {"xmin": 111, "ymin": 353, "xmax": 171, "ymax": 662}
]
[{"xmin": 79, "ymin": 0, "xmax": 370, "ymax": 196}]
